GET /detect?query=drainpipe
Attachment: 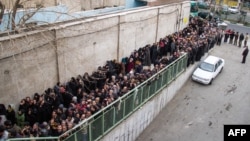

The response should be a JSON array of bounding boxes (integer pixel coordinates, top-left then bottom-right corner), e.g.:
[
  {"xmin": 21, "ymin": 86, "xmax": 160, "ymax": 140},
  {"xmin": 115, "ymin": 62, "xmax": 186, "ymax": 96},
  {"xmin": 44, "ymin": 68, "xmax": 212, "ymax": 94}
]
[
  {"xmin": 53, "ymin": 29, "xmax": 60, "ymax": 83},
  {"xmin": 179, "ymin": 2, "xmax": 183, "ymax": 32},
  {"xmin": 90, "ymin": 0, "xmax": 92, "ymax": 9},
  {"xmin": 117, "ymin": 15, "xmax": 121, "ymax": 61},
  {"xmin": 155, "ymin": 8, "xmax": 160, "ymax": 43}
]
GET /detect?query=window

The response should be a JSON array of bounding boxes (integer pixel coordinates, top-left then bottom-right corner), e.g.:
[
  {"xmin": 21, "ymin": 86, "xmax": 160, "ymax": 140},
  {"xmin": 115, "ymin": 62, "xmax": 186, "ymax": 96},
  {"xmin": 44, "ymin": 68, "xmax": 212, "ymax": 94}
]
[{"xmin": 199, "ymin": 62, "xmax": 214, "ymax": 72}]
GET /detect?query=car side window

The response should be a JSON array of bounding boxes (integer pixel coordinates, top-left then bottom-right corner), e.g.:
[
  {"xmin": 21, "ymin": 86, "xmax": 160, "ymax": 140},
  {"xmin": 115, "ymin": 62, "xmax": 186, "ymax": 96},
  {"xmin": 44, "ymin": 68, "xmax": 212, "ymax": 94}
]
[
  {"xmin": 215, "ymin": 63, "xmax": 219, "ymax": 71},
  {"xmin": 218, "ymin": 60, "xmax": 222, "ymax": 65}
]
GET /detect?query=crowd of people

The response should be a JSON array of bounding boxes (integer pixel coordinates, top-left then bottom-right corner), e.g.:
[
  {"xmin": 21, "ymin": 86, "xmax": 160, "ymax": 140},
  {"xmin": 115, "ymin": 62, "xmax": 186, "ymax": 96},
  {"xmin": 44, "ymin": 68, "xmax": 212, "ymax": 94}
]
[
  {"xmin": 223, "ymin": 29, "xmax": 248, "ymax": 47},
  {"xmin": 0, "ymin": 16, "xmax": 222, "ymax": 140},
  {"xmin": 220, "ymin": 28, "xmax": 249, "ymax": 63}
]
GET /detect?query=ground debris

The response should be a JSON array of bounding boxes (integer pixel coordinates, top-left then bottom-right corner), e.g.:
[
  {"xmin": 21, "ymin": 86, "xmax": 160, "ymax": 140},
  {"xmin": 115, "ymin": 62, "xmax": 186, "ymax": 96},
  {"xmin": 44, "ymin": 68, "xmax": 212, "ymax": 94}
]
[
  {"xmin": 208, "ymin": 121, "xmax": 212, "ymax": 126},
  {"xmin": 184, "ymin": 95, "xmax": 190, "ymax": 100},
  {"xmin": 225, "ymin": 103, "xmax": 232, "ymax": 111},
  {"xmin": 226, "ymin": 85, "xmax": 237, "ymax": 95}
]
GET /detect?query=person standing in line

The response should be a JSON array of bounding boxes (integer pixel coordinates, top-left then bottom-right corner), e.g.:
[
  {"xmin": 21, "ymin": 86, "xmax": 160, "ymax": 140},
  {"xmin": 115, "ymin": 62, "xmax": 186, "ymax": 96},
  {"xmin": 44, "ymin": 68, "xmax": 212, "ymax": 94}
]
[
  {"xmin": 158, "ymin": 38, "xmax": 165, "ymax": 57},
  {"xmin": 216, "ymin": 29, "xmax": 223, "ymax": 46},
  {"xmin": 170, "ymin": 39, "xmax": 176, "ymax": 56},
  {"xmin": 229, "ymin": 30, "xmax": 234, "ymax": 44},
  {"xmin": 244, "ymin": 33, "xmax": 249, "ymax": 47},
  {"xmin": 239, "ymin": 33, "xmax": 244, "ymax": 47},
  {"xmin": 224, "ymin": 30, "xmax": 230, "ymax": 43},
  {"xmin": 242, "ymin": 46, "xmax": 249, "ymax": 64},
  {"xmin": 0, "ymin": 125, "xmax": 9, "ymax": 141},
  {"xmin": 234, "ymin": 31, "xmax": 239, "ymax": 46}
]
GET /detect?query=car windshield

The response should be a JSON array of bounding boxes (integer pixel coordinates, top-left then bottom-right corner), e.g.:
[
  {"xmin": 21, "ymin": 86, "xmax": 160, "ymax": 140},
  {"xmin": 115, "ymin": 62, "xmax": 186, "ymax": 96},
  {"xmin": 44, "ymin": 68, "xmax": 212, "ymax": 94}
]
[{"xmin": 199, "ymin": 62, "xmax": 214, "ymax": 72}]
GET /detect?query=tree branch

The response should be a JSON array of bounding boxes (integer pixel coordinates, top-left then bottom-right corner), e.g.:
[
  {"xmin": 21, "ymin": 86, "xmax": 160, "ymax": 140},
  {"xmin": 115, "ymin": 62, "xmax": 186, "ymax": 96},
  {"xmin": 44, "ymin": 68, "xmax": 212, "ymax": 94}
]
[
  {"xmin": 0, "ymin": 1, "xmax": 5, "ymax": 24},
  {"xmin": 12, "ymin": 0, "xmax": 21, "ymax": 30}
]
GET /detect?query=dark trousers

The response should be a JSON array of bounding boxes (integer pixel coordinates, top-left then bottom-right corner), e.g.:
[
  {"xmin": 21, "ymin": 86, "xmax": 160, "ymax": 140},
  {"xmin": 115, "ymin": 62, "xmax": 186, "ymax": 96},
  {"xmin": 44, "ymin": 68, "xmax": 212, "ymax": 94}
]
[
  {"xmin": 244, "ymin": 40, "xmax": 247, "ymax": 46},
  {"xmin": 217, "ymin": 38, "xmax": 221, "ymax": 46},
  {"xmin": 239, "ymin": 40, "xmax": 243, "ymax": 47},
  {"xmin": 229, "ymin": 38, "xmax": 233, "ymax": 44},
  {"xmin": 242, "ymin": 55, "xmax": 247, "ymax": 63},
  {"xmin": 234, "ymin": 39, "xmax": 237, "ymax": 45}
]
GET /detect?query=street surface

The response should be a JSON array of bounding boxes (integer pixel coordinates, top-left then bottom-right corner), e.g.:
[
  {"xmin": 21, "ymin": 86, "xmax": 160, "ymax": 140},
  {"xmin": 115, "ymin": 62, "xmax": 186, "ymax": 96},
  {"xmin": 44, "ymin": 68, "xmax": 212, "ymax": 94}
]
[
  {"xmin": 200, "ymin": 8, "xmax": 250, "ymax": 23},
  {"xmin": 136, "ymin": 26, "xmax": 250, "ymax": 141},
  {"xmin": 227, "ymin": 23, "xmax": 250, "ymax": 34}
]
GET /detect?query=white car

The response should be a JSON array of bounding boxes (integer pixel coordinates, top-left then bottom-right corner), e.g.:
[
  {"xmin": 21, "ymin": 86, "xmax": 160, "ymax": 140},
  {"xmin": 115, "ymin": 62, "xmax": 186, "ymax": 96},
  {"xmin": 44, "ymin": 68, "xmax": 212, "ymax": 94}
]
[
  {"xmin": 228, "ymin": 6, "xmax": 239, "ymax": 14},
  {"xmin": 192, "ymin": 55, "xmax": 225, "ymax": 85},
  {"xmin": 217, "ymin": 21, "xmax": 228, "ymax": 30}
]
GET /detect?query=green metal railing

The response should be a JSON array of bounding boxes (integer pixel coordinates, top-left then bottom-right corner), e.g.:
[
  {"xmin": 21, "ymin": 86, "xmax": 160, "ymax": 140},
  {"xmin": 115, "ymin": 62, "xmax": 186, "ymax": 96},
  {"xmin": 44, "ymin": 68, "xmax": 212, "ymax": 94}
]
[
  {"xmin": 7, "ymin": 53, "xmax": 188, "ymax": 141},
  {"xmin": 7, "ymin": 137, "xmax": 59, "ymax": 141}
]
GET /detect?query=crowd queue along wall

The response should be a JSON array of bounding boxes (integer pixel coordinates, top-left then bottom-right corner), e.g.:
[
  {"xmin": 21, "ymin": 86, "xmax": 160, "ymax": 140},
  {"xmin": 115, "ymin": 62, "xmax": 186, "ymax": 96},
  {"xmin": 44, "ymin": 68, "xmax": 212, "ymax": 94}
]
[
  {"xmin": 100, "ymin": 55, "xmax": 200, "ymax": 141},
  {"xmin": 0, "ymin": 1, "xmax": 191, "ymax": 116}
]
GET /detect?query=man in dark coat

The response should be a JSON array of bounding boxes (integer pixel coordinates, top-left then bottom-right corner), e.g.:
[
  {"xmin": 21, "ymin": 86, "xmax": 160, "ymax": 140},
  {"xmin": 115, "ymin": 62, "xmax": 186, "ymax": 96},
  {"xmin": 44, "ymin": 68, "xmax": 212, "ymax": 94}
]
[
  {"xmin": 242, "ymin": 46, "xmax": 249, "ymax": 64},
  {"xmin": 234, "ymin": 31, "xmax": 239, "ymax": 46},
  {"xmin": 229, "ymin": 30, "xmax": 235, "ymax": 44},
  {"xmin": 239, "ymin": 33, "xmax": 244, "ymax": 47},
  {"xmin": 150, "ymin": 43, "xmax": 158, "ymax": 64},
  {"xmin": 6, "ymin": 105, "xmax": 16, "ymax": 125}
]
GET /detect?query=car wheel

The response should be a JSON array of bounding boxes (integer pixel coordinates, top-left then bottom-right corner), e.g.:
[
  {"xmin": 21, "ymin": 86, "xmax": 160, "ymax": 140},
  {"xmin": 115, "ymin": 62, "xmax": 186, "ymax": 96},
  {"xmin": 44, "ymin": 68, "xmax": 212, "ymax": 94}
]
[
  {"xmin": 219, "ymin": 67, "xmax": 223, "ymax": 73},
  {"xmin": 209, "ymin": 79, "xmax": 213, "ymax": 85}
]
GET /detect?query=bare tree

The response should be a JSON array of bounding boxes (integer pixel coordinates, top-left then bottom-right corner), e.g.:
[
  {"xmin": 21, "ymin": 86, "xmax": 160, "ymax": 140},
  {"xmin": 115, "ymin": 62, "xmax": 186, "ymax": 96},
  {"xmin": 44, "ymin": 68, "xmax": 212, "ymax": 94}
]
[
  {"xmin": 1, "ymin": 0, "xmax": 43, "ymax": 31},
  {"xmin": 18, "ymin": 5, "xmax": 43, "ymax": 28},
  {"xmin": 0, "ymin": 1, "xmax": 5, "ymax": 24},
  {"xmin": 11, "ymin": 0, "xmax": 21, "ymax": 30}
]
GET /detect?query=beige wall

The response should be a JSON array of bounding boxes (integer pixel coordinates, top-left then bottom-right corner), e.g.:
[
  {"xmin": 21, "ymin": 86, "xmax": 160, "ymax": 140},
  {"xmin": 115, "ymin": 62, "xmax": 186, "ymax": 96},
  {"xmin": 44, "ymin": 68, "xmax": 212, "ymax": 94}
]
[
  {"xmin": 56, "ymin": 16, "xmax": 120, "ymax": 81},
  {"xmin": 0, "ymin": 1, "xmax": 190, "ymax": 109},
  {"xmin": 0, "ymin": 30, "xmax": 58, "ymax": 105},
  {"xmin": 60, "ymin": 0, "xmax": 81, "ymax": 12}
]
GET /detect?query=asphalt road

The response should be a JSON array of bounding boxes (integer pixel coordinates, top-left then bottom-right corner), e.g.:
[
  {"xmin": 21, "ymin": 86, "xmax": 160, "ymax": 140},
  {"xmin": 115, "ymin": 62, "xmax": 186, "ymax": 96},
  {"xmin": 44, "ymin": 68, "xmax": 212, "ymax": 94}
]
[
  {"xmin": 200, "ymin": 8, "xmax": 250, "ymax": 23},
  {"xmin": 227, "ymin": 23, "xmax": 250, "ymax": 34},
  {"xmin": 136, "ymin": 28, "xmax": 250, "ymax": 141}
]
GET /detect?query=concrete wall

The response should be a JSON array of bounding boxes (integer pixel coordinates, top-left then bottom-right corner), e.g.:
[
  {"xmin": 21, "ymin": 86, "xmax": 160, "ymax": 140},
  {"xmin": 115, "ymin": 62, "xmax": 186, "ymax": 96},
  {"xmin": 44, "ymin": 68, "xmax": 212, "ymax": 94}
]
[
  {"xmin": 119, "ymin": 8, "xmax": 158, "ymax": 57},
  {"xmin": 0, "ymin": 30, "xmax": 58, "ymax": 105},
  {"xmin": 0, "ymin": 1, "xmax": 190, "ymax": 109},
  {"xmin": 100, "ymin": 57, "xmax": 199, "ymax": 141},
  {"xmin": 56, "ymin": 16, "xmax": 120, "ymax": 82},
  {"xmin": 60, "ymin": 0, "xmax": 81, "ymax": 12}
]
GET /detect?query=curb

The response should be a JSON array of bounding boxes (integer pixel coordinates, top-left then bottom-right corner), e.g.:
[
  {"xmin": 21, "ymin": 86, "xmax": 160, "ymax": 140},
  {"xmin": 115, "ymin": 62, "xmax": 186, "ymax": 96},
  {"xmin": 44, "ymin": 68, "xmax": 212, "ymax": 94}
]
[
  {"xmin": 236, "ymin": 23, "xmax": 244, "ymax": 26},
  {"xmin": 224, "ymin": 20, "xmax": 247, "ymax": 26},
  {"xmin": 224, "ymin": 20, "xmax": 231, "ymax": 24}
]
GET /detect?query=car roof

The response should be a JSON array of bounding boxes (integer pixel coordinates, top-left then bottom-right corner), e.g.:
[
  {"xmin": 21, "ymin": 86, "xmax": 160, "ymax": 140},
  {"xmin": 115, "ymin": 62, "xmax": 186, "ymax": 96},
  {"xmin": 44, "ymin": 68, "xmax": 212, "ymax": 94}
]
[{"xmin": 203, "ymin": 55, "xmax": 221, "ymax": 64}]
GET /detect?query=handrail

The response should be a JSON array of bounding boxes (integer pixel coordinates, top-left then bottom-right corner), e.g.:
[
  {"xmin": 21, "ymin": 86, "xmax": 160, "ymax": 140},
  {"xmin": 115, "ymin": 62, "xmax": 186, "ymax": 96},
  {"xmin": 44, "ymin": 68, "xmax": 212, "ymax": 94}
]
[{"xmin": 7, "ymin": 137, "xmax": 59, "ymax": 141}]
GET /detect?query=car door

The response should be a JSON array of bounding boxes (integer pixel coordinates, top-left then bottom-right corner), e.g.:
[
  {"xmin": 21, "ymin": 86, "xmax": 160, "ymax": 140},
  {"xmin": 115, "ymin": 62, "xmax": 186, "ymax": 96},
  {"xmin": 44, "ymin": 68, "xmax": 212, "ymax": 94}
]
[
  {"xmin": 214, "ymin": 60, "xmax": 222, "ymax": 77},
  {"xmin": 214, "ymin": 61, "xmax": 220, "ymax": 77},
  {"xmin": 218, "ymin": 59, "xmax": 223, "ymax": 72}
]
